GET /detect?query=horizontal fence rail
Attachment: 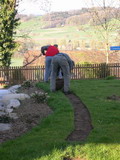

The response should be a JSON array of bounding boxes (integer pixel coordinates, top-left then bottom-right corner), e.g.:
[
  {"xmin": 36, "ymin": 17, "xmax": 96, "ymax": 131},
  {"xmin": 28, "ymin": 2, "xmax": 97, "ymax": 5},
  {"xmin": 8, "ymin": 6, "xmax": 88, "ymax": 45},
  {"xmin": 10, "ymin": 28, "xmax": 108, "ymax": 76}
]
[{"xmin": 0, "ymin": 63, "xmax": 120, "ymax": 85}]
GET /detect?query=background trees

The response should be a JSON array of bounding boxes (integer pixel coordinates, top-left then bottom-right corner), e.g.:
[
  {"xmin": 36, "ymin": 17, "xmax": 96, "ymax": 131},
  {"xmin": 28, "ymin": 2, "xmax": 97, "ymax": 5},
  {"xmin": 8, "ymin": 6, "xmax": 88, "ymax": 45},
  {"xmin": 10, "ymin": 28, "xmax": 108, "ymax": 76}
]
[{"xmin": 85, "ymin": 0, "xmax": 120, "ymax": 63}]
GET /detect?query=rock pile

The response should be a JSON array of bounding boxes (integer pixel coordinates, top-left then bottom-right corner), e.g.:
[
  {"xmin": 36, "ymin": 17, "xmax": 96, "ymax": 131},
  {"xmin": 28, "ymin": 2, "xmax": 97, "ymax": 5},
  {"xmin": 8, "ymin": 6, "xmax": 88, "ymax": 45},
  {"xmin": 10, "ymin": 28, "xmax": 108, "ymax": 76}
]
[{"xmin": 0, "ymin": 85, "xmax": 30, "ymax": 131}]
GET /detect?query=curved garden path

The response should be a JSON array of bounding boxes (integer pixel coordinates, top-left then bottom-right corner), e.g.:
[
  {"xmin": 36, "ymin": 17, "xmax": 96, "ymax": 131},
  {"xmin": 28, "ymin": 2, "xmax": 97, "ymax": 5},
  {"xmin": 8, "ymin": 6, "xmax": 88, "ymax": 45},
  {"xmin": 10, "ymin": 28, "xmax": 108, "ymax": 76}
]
[{"xmin": 66, "ymin": 93, "xmax": 93, "ymax": 142}]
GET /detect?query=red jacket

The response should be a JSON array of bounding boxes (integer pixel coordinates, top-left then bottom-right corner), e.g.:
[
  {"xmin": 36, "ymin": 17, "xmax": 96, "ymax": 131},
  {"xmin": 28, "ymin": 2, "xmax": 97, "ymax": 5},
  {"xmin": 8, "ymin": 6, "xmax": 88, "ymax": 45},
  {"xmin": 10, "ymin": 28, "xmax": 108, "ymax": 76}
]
[{"xmin": 41, "ymin": 45, "xmax": 59, "ymax": 56}]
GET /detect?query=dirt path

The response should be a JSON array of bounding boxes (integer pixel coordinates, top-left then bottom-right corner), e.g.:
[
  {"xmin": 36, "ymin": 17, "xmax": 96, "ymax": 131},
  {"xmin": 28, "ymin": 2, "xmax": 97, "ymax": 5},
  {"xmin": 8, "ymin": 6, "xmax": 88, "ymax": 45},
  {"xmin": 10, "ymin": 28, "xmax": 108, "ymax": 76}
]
[{"xmin": 66, "ymin": 93, "xmax": 93, "ymax": 142}]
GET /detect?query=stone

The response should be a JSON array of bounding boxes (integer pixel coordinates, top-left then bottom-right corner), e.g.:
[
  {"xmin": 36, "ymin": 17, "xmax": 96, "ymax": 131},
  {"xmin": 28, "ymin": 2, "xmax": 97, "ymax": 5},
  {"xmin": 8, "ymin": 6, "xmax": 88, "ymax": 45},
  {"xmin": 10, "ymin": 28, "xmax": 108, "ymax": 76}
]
[
  {"xmin": 5, "ymin": 108, "xmax": 13, "ymax": 113},
  {"xmin": 2, "ymin": 93, "xmax": 30, "ymax": 104},
  {"xmin": 0, "ymin": 89, "xmax": 11, "ymax": 95},
  {"xmin": 0, "ymin": 102, "xmax": 5, "ymax": 111},
  {"xmin": 0, "ymin": 123, "xmax": 11, "ymax": 131},
  {"xmin": 9, "ymin": 113, "xmax": 18, "ymax": 119},
  {"xmin": 0, "ymin": 85, "xmax": 30, "ymax": 130},
  {"xmin": 0, "ymin": 89, "xmax": 11, "ymax": 100},
  {"xmin": 8, "ymin": 85, "xmax": 21, "ymax": 93},
  {"xmin": 0, "ymin": 111, "xmax": 6, "ymax": 116},
  {"xmin": 6, "ymin": 99, "xmax": 20, "ymax": 109}
]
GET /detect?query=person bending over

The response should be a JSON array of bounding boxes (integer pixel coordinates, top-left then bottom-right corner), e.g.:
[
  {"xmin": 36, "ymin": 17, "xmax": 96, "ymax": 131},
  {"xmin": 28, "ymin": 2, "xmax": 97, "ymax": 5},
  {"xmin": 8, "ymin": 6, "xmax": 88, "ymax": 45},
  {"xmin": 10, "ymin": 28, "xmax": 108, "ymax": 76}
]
[
  {"xmin": 50, "ymin": 52, "xmax": 74, "ymax": 94},
  {"xmin": 41, "ymin": 44, "xmax": 59, "ymax": 82}
]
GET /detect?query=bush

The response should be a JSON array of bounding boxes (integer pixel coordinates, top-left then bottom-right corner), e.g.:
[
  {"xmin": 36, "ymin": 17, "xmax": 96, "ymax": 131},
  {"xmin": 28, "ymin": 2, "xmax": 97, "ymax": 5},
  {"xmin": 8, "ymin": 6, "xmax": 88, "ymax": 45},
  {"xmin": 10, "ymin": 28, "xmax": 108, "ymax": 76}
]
[
  {"xmin": 105, "ymin": 75, "xmax": 116, "ymax": 80},
  {"xmin": 22, "ymin": 80, "xmax": 33, "ymax": 88},
  {"xmin": 97, "ymin": 63, "xmax": 110, "ymax": 78},
  {"xmin": 30, "ymin": 91, "xmax": 49, "ymax": 103}
]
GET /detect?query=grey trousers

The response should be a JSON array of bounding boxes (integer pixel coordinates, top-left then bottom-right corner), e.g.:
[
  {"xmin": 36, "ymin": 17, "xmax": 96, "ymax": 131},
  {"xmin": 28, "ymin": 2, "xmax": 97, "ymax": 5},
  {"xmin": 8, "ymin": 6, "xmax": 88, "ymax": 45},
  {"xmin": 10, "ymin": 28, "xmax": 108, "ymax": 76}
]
[{"xmin": 50, "ymin": 55, "xmax": 70, "ymax": 92}]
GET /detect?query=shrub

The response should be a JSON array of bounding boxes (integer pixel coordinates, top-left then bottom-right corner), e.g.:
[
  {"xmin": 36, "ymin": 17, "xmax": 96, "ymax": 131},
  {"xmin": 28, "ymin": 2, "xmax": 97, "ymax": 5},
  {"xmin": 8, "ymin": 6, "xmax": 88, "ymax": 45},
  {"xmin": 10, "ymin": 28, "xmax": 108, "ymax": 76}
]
[
  {"xmin": 30, "ymin": 91, "xmax": 49, "ymax": 103},
  {"xmin": 22, "ymin": 80, "xmax": 33, "ymax": 88},
  {"xmin": 105, "ymin": 75, "xmax": 116, "ymax": 80},
  {"xmin": 97, "ymin": 63, "xmax": 110, "ymax": 78}
]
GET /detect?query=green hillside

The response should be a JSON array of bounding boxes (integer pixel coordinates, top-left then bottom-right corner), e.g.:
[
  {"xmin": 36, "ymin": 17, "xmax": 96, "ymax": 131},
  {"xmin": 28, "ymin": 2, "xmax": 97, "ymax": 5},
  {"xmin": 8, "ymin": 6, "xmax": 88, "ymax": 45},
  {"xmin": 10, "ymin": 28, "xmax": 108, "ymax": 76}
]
[
  {"xmin": 16, "ymin": 8, "xmax": 120, "ymax": 46},
  {"xmin": 14, "ymin": 7, "xmax": 120, "ymax": 66}
]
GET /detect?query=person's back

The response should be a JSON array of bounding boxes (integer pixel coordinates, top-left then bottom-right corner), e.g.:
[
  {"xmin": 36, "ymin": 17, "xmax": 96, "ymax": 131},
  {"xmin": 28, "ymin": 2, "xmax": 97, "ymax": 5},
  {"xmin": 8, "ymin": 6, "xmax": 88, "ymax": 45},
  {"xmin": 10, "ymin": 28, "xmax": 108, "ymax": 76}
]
[
  {"xmin": 46, "ymin": 45, "xmax": 59, "ymax": 56},
  {"xmin": 41, "ymin": 44, "xmax": 59, "ymax": 56},
  {"xmin": 50, "ymin": 52, "xmax": 74, "ymax": 93},
  {"xmin": 54, "ymin": 52, "xmax": 74, "ymax": 71}
]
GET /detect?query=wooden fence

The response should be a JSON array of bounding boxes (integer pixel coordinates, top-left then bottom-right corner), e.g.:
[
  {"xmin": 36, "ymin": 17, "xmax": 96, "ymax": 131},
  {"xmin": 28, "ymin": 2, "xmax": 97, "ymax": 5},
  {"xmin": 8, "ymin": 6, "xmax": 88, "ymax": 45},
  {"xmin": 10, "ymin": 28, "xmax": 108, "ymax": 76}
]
[
  {"xmin": 0, "ymin": 66, "xmax": 45, "ymax": 85},
  {"xmin": 0, "ymin": 63, "xmax": 120, "ymax": 85}
]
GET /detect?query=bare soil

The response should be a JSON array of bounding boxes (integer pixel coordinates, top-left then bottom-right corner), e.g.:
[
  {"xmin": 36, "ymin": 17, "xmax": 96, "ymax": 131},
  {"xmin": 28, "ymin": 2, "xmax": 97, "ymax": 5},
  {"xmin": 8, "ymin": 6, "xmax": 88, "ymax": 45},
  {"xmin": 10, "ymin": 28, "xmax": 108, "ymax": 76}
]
[{"xmin": 66, "ymin": 93, "xmax": 93, "ymax": 142}]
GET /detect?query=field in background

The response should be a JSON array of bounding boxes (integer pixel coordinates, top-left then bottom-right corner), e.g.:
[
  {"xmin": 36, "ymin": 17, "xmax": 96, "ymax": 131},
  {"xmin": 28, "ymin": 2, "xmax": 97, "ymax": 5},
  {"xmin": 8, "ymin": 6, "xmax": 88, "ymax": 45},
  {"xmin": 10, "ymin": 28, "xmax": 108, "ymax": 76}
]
[
  {"xmin": 14, "ymin": 15, "xmax": 120, "ymax": 65},
  {"xmin": 16, "ymin": 17, "xmax": 120, "ymax": 48}
]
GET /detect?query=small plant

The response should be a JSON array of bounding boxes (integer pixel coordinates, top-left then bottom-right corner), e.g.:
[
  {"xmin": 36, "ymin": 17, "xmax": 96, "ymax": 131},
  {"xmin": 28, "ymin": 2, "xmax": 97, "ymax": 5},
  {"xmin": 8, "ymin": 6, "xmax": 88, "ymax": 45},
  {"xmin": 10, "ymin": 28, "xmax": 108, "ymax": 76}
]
[
  {"xmin": 105, "ymin": 75, "xmax": 116, "ymax": 80},
  {"xmin": 0, "ymin": 115, "xmax": 11, "ymax": 123},
  {"xmin": 30, "ymin": 91, "xmax": 49, "ymax": 103},
  {"xmin": 22, "ymin": 80, "xmax": 33, "ymax": 88}
]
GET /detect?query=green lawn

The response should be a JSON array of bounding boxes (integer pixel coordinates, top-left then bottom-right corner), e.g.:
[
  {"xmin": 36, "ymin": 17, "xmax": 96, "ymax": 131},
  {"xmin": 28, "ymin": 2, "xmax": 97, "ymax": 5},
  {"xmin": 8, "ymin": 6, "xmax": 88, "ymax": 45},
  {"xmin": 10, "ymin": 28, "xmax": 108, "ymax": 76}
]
[{"xmin": 0, "ymin": 80, "xmax": 120, "ymax": 160}]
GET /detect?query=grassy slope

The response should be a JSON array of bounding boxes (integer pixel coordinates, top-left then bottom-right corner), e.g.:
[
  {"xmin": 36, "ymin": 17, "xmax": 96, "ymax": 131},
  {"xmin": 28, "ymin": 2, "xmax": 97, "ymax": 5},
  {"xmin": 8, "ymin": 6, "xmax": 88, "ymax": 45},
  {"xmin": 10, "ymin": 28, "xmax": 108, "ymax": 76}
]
[
  {"xmin": 0, "ymin": 80, "xmax": 120, "ymax": 160},
  {"xmin": 17, "ymin": 16, "xmax": 96, "ymax": 42},
  {"xmin": 14, "ymin": 17, "xmax": 120, "ymax": 65},
  {"xmin": 17, "ymin": 17, "xmax": 120, "ymax": 43}
]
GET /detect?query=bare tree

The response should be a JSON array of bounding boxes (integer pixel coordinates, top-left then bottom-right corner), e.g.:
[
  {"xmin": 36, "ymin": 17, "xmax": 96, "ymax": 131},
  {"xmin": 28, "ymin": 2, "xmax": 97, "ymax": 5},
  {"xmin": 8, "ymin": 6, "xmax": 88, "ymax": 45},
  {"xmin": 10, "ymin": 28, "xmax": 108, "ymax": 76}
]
[
  {"xmin": 16, "ymin": 0, "xmax": 52, "ymax": 66},
  {"xmin": 84, "ymin": 0, "xmax": 120, "ymax": 63}
]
